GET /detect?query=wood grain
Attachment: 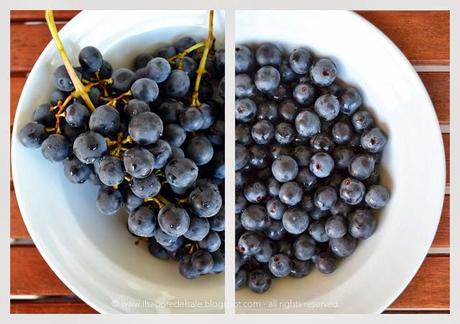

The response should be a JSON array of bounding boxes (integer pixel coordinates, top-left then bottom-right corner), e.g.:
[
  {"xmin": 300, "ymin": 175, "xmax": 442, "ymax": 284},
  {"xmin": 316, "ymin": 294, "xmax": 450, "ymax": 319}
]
[
  {"xmin": 11, "ymin": 299, "xmax": 97, "ymax": 314},
  {"xmin": 432, "ymin": 195, "xmax": 450, "ymax": 248},
  {"xmin": 388, "ymin": 256, "xmax": 450, "ymax": 309},
  {"xmin": 10, "ymin": 23, "xmax": 64, "ymax": 74},
  {"xmin": 10, "ymin": 191, "xmax": 30, "ymax": 240},
  {"xmin": 419, "ymin": 72, "xmax": 450, "ymax": 125},
  {"xmin": 11, "ymin": 246, "xmax": 73, "ymax": 296},
  {"xmin": 10, "ymin": 10, "xmax": 80, "ymax": 22},
  {"xmin": 357, "ymin": 11, "xmax": 450, "ymax": 65}
]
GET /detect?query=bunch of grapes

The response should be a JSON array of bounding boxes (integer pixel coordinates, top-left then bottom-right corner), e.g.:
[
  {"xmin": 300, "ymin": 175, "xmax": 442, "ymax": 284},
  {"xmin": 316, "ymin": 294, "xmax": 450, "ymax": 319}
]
[{"xmin": 18, "ymin": 11, "xmax": 225, "ymax": 279}]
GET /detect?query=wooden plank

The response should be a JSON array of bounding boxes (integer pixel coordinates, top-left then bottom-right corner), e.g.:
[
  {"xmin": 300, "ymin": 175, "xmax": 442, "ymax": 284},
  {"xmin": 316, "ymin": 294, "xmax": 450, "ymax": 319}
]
[
  {"xmin": 10, "ymin": 23, "xmax": 64, "ymax": 74},
  {"xmin": 10, "ymin": 76, "xmax": 27, "ymax": 127},
  {"xmin": 432, "ymin": 195, "xmax": 450, "ymax": 248},
  {"xmin": 10, "ymin": 10, "xmax": 80, "ymax": 22},
  {"xmin": 357, "ymin": 11, "xmax": 450, "ymax": 65},
  {"xmin": 443, "ymin": 133, "xmax": 450, "ymax": 184},
  {"xmin": 10, "ymin": 190, "xmax": 30, "ymax": 240},
  {"xmin": 389, "ymin": 256, "xmax": 450, "ymax": 309},
  {"xmin": 11, "ymin": 246, "xmax": 74, "ymax": 296},
  {"xmin": 419, "ymin": 72, "xmax": 450, "ymax": 125},
  {"xmin": 11, "ymin": 300, "xmax": 97, "ymax": 314}
]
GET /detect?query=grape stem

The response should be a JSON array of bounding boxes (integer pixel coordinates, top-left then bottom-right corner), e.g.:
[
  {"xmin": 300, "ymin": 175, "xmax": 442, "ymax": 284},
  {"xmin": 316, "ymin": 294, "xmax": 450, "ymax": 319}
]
[
  {"xmin": 191, "ymin": 10, "xmax": 215, "ymax": 107},
  {"xmin": 45, "ymin": 10, "xmax": 96, "ymax": 112},
  {"xmin": 168, "ymin": 42, "xmax": 206, "ymax": 63}
]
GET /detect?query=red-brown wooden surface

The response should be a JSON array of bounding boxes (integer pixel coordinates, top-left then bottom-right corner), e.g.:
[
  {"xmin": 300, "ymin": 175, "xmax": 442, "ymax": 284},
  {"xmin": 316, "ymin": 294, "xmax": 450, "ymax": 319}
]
[{"xmin": 10, "ymin": 10, "xmax": 450, "ymax": 313}]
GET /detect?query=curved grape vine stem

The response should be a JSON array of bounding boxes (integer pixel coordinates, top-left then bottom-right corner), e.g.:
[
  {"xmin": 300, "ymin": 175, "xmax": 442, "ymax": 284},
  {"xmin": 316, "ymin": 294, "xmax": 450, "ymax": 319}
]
[
  {"xmin": 45, "ymin": 10, "xmax": 96, "ymax": 112},
  {"xmin": 191, "ymin": 10, "xmax": 215, "ymax": 107}
]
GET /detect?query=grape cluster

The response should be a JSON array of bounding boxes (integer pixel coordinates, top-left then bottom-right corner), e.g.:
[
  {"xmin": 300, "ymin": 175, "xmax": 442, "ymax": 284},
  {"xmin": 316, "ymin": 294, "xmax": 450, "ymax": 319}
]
[
  {"xmin": 235, "ymin": 43, "xmax": 390, "ymax": 293},
  {"xmin": 19, "ymin": 34, "xmax": 225, "ymax": 279}
]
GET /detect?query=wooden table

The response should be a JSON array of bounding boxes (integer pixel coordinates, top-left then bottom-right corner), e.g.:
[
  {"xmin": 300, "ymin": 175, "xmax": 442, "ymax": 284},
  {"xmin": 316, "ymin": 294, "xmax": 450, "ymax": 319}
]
[{"xmin": 10, "ymin": 10, "xmax": 450, "ymax": 314}]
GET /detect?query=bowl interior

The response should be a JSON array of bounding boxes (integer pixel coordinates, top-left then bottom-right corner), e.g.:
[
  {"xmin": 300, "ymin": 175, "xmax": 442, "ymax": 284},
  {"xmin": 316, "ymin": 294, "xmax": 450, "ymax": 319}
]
[
  {"xmin": 12, "ymin": 10, "xmax": 225, "ymax": 314},
  {"xmin": 235, "ymin": 10, "xmax": 445, "ymax": 313}
]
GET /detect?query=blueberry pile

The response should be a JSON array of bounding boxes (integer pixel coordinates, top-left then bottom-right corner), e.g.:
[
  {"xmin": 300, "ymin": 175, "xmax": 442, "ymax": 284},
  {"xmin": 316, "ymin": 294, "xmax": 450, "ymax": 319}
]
[
  {"xmin": 18, "ymin": 12, "xmax": 225, "ymax": 280},
  {"xmin": 235, "ymin": 43, "xmax": 390, "ymax": 293}
]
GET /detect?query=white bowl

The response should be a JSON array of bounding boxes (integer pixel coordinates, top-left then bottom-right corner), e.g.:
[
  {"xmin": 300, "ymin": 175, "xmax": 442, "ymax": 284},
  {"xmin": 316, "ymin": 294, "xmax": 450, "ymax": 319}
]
[
  {"xmin": 12, "ymin": 10, "xmax": 225, "ymax": 314},
  {"xmin": 235, "ymin": 10, "xmax": 445, "ymax": 314}
]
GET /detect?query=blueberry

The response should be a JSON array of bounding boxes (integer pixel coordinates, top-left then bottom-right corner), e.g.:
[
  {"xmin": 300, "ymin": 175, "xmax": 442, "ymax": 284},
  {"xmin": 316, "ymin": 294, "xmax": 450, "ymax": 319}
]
[
  {"xmin": 247, "ymin": 269, "xmax": 272, "ymax": 293},
  {"xmin": 257, "ymin": 101, "xmax": 278, "ymax": 121},
  {"xmin": 314, "ymin": 186, "xmax": 337, "ymax": 211},
  {"xmin": 351, "ymin": 110, "xmax": 374, "ymax": 132},
  {"xmin": 264, "ymin": 220, "xmax": 286, "ymax": 241},
  {"xmin": 348, "ymin": 209, "xmax": 377, "ymax": 239},
  {"xmin": 314, "ymin": 94, "xmax": 340, "ymax": 121},
  {"xmin": 339, "ymin": 177, "xmax": 366, "ymax": 205},
  {"xmin": 238, "ymin": 232, "xmax": 263, "ymax": 255},
  {"xmin": 365, "ymin": 185, "xmax": 390, "ymax": 209},
  {"xmin": 361, "ymin": 127, "xmax": 387, "ymax": 153},
  {"xmin": 329, "ymin": 234, "xmax": 357, "ymax": 257},
  {"xmin": 266, "ymin": 198, "xmax": 286, "ymax": 220},
  {"xmin": 244, "ymin": 181, "xmax": 267, "ymax": 203},
  {"xmin": 255, "ymin": 43, "xmax": 282, "ymax": 67},
  {"xmin": 269, "ymin": 253, "xmax": 292, "ymax": 277},
  {"xmin": 236, "ymin": 74, "xmax": 256, "ymax": 98},
  {"xmin": 255, "ymin": 239, "xmax": 274, "ymax": 263},
  {"xmin": 254, "ymin": 66, "xmax": 280, "ymax": 93},
  {"xmin": 348, "ymin": 154, "xmax": 375, "ymax": 180},
  {"xmin": 235, "ymin": 144, "xmax": 250, "ymax": 170},
  {"xmin": 292, "ymin": 146, "xmax": 313, "ymax": 167},
  {"xmin": 241, "ymin": 204, "xmax": 269, "ymax": 231},
  {"xmin": 274, "ymin": 122, "xmax": 295, "ymax": 145},
  {"xmin": 272, "ymin": 155, "xmax": 299, "ymax": 182},
  {"xmin": 289, "ymin": 48, "xmax": 312, "ymax": 75},
  {"xmin": 339, "ymin": 87, "xmax": 362, "ymax": 115},
  {"xmin": 290, "ymin": 259, "xmax": 311, "ymax": 278},
  {"xmin": 282, "ymin": 207, "xmax": 309, "ymax": 234},
  {"xmin": 310, "ymin": 58, "xmax": 337, "ymax": 87},
  {"xmin": 295, "ymin": 110, "xmax": 321, "ymax": 137},
  {"xmin": 332, "ymin": 146, "xmax": 355, "ymax": 169},
  {"xmin": 279, "ymin": 100, "xmax": 299, "ymax": 122},
  {"xmin": 313, "ymin": 252, "xmax": 337, "ymax": 274},
  {"xmin": 293, "ymin": 235, "xmax": 316, "ymax": 261},
  {"xmin": 293, "ymin": 82, "xmax": 315, "ymax": 105},
  {"xmin": 235, "ymin": 98, "xmax": 257, "ymax": 123},
  {"xmin": 324, "ymin": 215, "xmax": 347, "ymax": 239},
  {"xmin": 308, "ymin": 219, "xmax": 329, "ymax": 243},
  {"xmin": 296, "ymin": 168, "xmax": 317, "ymax": 191},
  {"xmin": 331, "ymin": 120, "xmax": 353, "ymax": 144},
  {"xmin": 309, "ymin": 152, "xmax": 334, "ymax": 178},
  {"xmin": 251, "ymin": 120, "xmax": 275, "ymax": 145},
  {"xmin": 235, "ymin": 45, "xmax": 255, "ymax": 73},
  {"xmin": 310, "ymin": 133, "xmax": 335, "ymax": 153},
  {"xmin": 279, "ymin": 181, "xmax": 303, "ymax": 206}
]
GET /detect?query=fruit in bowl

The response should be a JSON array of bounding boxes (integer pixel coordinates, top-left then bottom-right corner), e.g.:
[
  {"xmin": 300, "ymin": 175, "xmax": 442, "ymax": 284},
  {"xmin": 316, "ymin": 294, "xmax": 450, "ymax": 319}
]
[
  {"xmin": 12, "ymin": 10, "xmax": 225, "ymax": 313},
  {"xmin": 235, "ymin": 42, "xmax": 390, "ymax": 294},
  {"xmin": 234, "ymin": 10, "xmax": 444, "ymax": 314}
]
